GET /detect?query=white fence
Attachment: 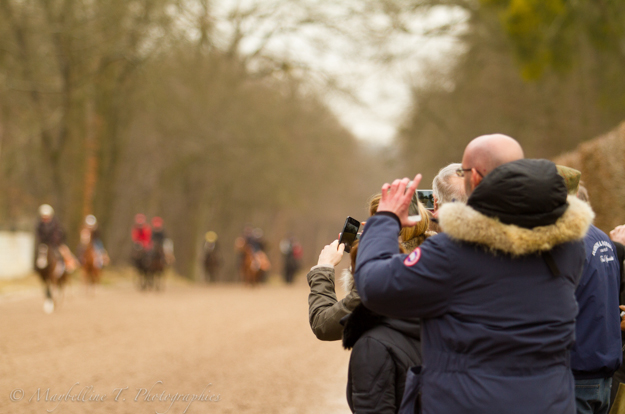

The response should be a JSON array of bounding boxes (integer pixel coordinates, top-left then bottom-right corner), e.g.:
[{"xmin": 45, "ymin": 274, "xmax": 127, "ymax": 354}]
[{"xmin": 0, "ymin": 231, "xmax": 34, "ymax": 279}]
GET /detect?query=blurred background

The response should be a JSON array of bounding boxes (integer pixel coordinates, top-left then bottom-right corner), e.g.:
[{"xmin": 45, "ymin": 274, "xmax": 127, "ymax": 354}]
[{"xmin": 0, "ymin": 0, "xmax": 624, "ymax": 280}]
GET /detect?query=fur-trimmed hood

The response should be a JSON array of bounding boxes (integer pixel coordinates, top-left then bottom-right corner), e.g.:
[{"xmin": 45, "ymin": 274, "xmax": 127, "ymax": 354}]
[{"xmin": 438, "ymin": 196, "xmax": 594, "ymax": 256}]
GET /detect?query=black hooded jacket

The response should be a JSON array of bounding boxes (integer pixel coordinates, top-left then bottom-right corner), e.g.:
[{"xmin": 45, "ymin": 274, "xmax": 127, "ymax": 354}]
[{"xmin": 342, "ymin": 304, "xmax": 421, "ymax": 414}]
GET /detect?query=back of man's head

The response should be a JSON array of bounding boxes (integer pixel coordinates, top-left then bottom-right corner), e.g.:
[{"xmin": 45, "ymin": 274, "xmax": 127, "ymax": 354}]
[
  {"xmin": 462, "ymin": 134, "xmax": 524, "ymax": 196},
  {"xmin": 433, "ymin": 163, "xmax": 467, "ymax": 207},
  {"xmin": 463, "ymin": 134, "xmax": 524, "ymax": 176}
]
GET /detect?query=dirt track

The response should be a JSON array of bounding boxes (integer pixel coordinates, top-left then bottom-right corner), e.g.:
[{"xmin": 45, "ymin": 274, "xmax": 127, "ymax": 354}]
[{"xmin": 0, "ymin": 274, "xmax": 351, "ymax": 414}]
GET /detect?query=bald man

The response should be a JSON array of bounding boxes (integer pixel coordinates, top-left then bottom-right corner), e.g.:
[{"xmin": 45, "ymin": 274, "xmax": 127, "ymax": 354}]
[{"xmin": 354, "ymin": 134, "xmax": 593, "ymax": 414}]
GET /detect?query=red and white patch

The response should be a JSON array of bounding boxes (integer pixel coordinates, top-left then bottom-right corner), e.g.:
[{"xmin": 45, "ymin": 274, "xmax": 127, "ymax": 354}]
[{"xmin": 404, "ymin": 247, "xmax": 421, "ymax": 267}]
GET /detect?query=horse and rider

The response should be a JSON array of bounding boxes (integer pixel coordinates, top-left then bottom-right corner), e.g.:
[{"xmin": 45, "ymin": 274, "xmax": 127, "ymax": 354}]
[
  {"xmin": 77, "ymin": 214, "xmax": 109, "ymax": 293},
  {"xmin": 235, "ymin": 226, "xmax": 271, "ymax": 286},
  {"xmin": 34, "ymin": 204, "xmax": 78, "ymax": 313},
  {"xmin": 131, "ymin": 214, "xmax": 172, "ymax": 290},
  {"xmin": 202, "ymin": 231, "xmax": 222, "ymax": 283},
  {"xmin": 280, "ymin": 234, "xmax": 302, "ymax": 284}
]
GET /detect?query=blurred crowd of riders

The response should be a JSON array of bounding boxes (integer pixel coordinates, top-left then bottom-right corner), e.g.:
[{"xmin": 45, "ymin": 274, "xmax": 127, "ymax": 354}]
[
  {"xmin": 33, "ymin": 205, "xmax": 304, "ymax": 288},
  {"xmin": 233, "ymin": 226, "xmax": 303, "ymax": 286}
]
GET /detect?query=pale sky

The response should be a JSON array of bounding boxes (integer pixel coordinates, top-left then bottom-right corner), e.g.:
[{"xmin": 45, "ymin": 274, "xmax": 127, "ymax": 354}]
[{"xmin": 210, "ymin": 0, "xmax": 468, "ymax": 146}]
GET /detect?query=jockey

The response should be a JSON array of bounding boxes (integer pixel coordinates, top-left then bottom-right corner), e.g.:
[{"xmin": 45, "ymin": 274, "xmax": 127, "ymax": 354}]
[
  {"xmin": 79, "ymin": 215, "xmax": 109, "ymax": 268},
  {"xmin": 151, "ymin": 216, "xmax": 175, "ymax": 265},
  {"xmin": 131, "ymin": 213, "xmax": 152, "ymax": 250},
  {"xmin": 151, "ymin": 216, "xmax": 166, "ymax": 248},
  {"xmin": 35, "ymin": 204, "xmax": 78, "ymax": 274},
  {"xmin": 203, "ymin": 231, "xmax": 221, "ymax": 282},
  {"xmin": 250, "ymin": 227, "xmax": 266, "ymax": 252}
]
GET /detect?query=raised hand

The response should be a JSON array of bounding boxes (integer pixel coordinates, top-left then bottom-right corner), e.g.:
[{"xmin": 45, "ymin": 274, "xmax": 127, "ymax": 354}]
[
  {"xmin": 377, "ymin": 174, "xmax": 422, "ymax": 227},
  {"xmin": 317, "ymin": 240, "xmax": 345, "ymax": 267}
]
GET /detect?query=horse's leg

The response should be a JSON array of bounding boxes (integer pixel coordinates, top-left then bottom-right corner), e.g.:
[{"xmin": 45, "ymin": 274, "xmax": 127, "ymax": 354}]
[
  {"xmin": 56, "ymin": 280, "xmax": 66, "ymax": 309},
  {"xmin": 43, "ymin": 280, "xmax": 54, "ymax": 313},
  {"xmin": 92, "ymin": 267, "xmax": 99, "ymax": 295},
  {"xmin": 140, "ymin": 270, "xmax": 147, "ymax": 290},
  {"xmin": 154, "ymin": 271, "xmax": 160, "ymax": 291}
]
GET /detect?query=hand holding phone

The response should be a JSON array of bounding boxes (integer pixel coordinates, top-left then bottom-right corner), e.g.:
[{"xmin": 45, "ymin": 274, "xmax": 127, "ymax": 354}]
[{"xmin": 317, "ymin": 240, "xmax": 345, "ymax": 267}]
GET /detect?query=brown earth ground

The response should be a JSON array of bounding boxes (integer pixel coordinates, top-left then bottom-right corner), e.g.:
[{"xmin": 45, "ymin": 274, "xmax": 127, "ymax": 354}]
[{"xmin": 0, "ymin": 270, "xmax": 351, "ymax": 414}]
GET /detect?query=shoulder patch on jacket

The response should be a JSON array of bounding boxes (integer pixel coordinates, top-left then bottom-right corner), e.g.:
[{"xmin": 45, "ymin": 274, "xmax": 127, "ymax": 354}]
[{"xmin": 404, "ymin": 247, "xmax": 421, "ymax": 267}]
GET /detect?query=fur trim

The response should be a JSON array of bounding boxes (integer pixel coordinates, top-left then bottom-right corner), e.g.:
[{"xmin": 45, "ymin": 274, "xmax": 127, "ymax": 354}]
[
  {"xmin": 438, "ymin": 196, "xmax": 594, "ymax": 256},
  {"xmin": 341, "ymin": 268, "xmax": 354, "ymax": 293}
]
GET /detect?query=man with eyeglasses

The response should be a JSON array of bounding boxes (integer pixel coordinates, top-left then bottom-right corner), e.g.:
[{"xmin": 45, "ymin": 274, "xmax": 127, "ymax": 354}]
[{"xmin": 354, "ymin": 134, "xmax": 593, "ymax": 414}]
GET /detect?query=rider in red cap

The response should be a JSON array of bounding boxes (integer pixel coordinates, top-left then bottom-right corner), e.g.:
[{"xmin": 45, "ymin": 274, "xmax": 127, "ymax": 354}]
[{"xmin": 131, "ymin": 214, "xmax": 152, "ymax": 249}]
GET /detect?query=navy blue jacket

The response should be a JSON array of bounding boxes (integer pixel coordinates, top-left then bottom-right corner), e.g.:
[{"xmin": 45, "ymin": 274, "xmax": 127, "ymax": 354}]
[
  {"xmin": 354, "ymin": 159, "xmax": 594, "ymax": 414},
  {"xmin": 571, "ymin": 225, "xmax": 622, "ymax": 379}
]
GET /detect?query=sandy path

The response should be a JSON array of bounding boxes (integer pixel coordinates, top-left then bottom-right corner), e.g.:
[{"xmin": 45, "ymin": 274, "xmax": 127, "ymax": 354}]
[{"xmin": 0, "ymin": 276, "xmax": 351, "ymax": 414}]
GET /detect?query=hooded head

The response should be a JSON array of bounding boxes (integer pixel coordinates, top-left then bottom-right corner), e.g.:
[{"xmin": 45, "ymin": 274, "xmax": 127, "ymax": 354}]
[{"xmin": 467, "ymin": 159, "xmax": 568, "ymax": 229}]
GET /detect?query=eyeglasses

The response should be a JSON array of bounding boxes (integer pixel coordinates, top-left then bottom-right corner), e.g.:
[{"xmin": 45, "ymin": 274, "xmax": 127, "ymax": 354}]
[{"xmin": 456, "ymin": 167, "xmax": 483, "ymax": 178}]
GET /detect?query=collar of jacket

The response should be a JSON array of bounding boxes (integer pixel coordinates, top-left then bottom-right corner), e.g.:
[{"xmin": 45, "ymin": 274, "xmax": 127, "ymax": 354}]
[{"xmin": 438, "ymin": 196, "xmax": 594, "ymax": 256}]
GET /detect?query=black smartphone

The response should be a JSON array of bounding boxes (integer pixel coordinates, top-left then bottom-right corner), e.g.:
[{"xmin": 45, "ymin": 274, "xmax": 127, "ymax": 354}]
[{"xmin": 338, "ymin": 216, "xmax": 361, "ymax": 253}]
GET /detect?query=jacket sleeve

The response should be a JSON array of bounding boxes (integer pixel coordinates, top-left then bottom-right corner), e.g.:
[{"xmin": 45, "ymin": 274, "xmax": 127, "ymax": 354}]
[
  {"xmin": 307, "ymin": 267, "xmax": 360, "ymax": 341},
  {"xmin": 350, "ymin": 337, "xmax": 397, "ymax": 414},
  {"xmin": 354, "ymin": 214, "xmax": 455, "ymax": 319}
]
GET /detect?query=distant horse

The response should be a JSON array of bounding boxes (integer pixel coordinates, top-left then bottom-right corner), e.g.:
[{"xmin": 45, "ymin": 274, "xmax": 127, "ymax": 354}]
[
  {"xmin": 235, "ymin": 237, "xmax": 270, "ymax": 286},
  {"xmin": 203, "ymin": 247, "xmax": 221, "ymax": 283},
  {"xmin": 80, "ymin": 242, "xmax": 101, "ymax": 294},
  {"xmin": 133, "ymin": 244, "xmax": 165, "ymax": 291},
  {"xmin": 35, "ymin": 243, "xmax": 69, "ymax": 313}
]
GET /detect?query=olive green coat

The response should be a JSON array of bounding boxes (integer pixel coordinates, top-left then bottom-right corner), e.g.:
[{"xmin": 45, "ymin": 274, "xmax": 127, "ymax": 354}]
[{"xmin": 307, "ymin": 266, "xmax": 361, "ymax": 341}]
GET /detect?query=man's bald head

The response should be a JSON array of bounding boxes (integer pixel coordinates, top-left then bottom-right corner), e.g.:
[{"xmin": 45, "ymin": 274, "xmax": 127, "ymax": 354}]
[
  {"xmin": 463, "ymin": 134, "xmax": 524, "ymax": 176},
  {"xmin": 462, "ymin": 134, "xmax": 524, "ymax": 195}
]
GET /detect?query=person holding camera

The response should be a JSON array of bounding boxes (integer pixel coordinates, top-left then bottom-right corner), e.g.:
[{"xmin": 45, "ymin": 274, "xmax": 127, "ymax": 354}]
[
  {"xmin": 307, "ymin": 239, "xmax": 362, "ymax": 341},
  {"xmin": 354, "ymin": 134, "xmax": 594, "ymax": 414},
  {"xmin": 307, "ymin": 192, "xmax": 436, "ymax": 341},
  {"xmin": 309, "ymin": 195, "xmax": 432, "ymax": 413},
  {"xmin": 341, "ymin": 199, "xmax": 432, "ymax": 414}
]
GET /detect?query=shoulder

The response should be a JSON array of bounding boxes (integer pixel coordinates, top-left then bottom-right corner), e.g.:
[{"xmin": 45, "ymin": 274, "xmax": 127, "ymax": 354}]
[
  {"xmin": 350, "ymin": 330, "xmax": 394, "ymax": 365},
  {"xmin": 583, "ymin": 225, "xmax": 615, "ymax": 254},
  {"xmin": 351, "ymin": 326, "xmax": 419, "ymax": 370}
]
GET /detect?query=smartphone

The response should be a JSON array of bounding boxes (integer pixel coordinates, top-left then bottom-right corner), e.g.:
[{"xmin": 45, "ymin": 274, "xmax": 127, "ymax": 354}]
[
  {"xmin": 338, "ymin": 216, "xmax": 361, "ymax": 253},
  {"xmin": 407, "ymin": 184, "xmax": 435, "ymax": 222},
  {"xmin": 417, "ymin": 190, "xmax": 434, "ymax": 211}
]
